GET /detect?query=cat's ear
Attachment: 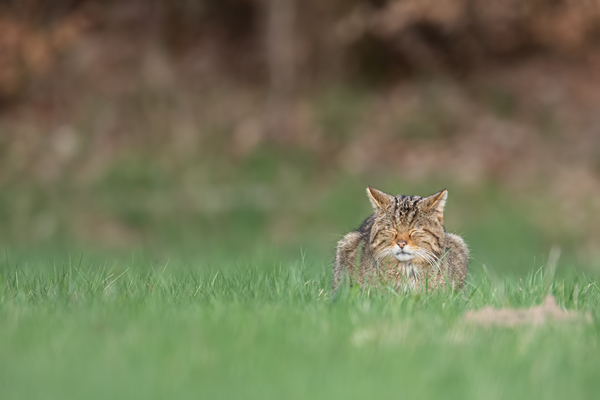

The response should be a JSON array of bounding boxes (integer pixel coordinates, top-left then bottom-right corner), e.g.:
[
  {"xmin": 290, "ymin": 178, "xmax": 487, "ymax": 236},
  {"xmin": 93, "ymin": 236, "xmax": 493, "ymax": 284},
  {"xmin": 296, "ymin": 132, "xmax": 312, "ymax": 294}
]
[
  {"xmin": 423, "ymin": 190, "xmax": 447, "ymax": 222},
  {"xmin": 366, "ymin": 187, "xmax": 394, "ymax": 211}
]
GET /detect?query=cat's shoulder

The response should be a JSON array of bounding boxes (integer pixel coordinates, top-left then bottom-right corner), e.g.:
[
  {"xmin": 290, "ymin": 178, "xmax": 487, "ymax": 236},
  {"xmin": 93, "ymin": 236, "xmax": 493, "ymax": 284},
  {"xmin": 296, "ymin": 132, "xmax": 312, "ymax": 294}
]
[{"xmin": 444, "ymin": 232, "xmax": 468, "ymax": 252}]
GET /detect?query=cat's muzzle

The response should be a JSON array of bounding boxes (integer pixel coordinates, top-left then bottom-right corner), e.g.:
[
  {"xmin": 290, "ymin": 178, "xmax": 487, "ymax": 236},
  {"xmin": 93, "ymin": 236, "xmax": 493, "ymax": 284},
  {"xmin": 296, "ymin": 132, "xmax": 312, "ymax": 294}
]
[{"xmin": 392, "ymin": 244, "xmax": 415, "ymax": 262}]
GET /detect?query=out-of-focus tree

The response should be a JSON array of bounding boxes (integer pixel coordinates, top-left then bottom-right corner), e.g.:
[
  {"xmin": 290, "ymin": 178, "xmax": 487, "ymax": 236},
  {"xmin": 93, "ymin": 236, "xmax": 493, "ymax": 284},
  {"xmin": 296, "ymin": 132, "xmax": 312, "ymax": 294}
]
[{"xmin": 0, "ymin": 0, "xmax": 599, "ymax": 106}]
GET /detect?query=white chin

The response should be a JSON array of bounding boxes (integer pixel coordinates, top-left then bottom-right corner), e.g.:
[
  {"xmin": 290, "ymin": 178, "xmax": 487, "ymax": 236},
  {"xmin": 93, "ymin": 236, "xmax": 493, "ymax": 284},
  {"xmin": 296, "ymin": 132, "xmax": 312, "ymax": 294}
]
[{"xmin": 394, "ymin": 253, "xmax": 415, "ymax": 262}]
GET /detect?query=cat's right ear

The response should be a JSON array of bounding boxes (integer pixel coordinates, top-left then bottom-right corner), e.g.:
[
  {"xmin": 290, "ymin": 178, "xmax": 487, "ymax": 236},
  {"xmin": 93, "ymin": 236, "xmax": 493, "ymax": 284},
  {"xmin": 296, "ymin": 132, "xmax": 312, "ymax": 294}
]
[{"xmin": 366, "ymin": 187, "xmax": 394, "ymax": 211}]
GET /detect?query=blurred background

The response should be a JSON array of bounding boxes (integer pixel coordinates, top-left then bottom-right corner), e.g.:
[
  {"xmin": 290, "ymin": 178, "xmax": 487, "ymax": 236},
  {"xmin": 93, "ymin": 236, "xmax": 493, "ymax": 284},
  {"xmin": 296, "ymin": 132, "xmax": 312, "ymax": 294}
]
[{"xmin": 1, "ymin": 0, "xmax": 600, "ymax": 274}]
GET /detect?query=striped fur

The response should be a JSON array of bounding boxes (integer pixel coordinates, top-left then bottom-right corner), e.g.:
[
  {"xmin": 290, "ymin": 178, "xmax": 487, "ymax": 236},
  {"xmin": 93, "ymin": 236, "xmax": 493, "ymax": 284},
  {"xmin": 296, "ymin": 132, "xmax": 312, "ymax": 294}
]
[{"xmin": 333, "ymin": 188, "xmax": 468, "ymax": 292}]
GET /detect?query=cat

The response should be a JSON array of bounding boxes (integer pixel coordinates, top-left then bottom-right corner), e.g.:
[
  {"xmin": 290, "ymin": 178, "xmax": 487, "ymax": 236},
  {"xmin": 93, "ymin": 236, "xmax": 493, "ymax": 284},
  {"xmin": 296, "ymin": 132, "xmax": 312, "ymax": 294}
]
[{"xmin": 333, "ymin": 187, "xmax": 468, "ymax": 292}]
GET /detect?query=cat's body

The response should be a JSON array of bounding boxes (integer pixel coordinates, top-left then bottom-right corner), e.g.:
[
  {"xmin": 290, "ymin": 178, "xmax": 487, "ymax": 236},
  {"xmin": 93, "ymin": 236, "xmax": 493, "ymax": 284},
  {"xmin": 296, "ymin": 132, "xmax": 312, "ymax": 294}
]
[{"xmin": 333, "ymin": 188, "xmax": 468, "ymax": 292}]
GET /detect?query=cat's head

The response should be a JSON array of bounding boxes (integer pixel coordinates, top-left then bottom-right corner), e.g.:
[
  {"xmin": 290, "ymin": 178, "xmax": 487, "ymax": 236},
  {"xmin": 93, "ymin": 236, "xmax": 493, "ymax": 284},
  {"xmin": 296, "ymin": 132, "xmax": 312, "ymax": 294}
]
[{"xmin": 366, "ymin": 187, "xmax": 447, "ymax": 265}]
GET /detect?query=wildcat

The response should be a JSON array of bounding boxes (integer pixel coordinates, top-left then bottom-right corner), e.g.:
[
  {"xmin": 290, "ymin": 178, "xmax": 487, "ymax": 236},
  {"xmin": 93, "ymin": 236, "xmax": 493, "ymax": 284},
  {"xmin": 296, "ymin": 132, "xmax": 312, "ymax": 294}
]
[{"xmin": 333, "ymin": 187, "xmax": 468, "ymax": 292}]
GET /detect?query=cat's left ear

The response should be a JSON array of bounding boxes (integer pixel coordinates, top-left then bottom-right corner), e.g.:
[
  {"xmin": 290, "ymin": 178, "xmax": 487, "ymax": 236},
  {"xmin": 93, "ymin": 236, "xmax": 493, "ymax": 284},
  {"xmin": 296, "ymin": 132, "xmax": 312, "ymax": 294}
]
[{"xmin": 423, "ymin": 190, "xmax": 447, "ymax": 223}]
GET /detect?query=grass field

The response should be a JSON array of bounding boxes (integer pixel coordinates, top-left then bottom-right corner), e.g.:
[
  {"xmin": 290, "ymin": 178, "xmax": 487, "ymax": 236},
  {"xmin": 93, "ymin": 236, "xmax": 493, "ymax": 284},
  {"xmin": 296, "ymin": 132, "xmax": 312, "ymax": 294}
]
[
  {"xmin": 1, "ymin": 10, "xmax": 600, "ymax": 397},
  {"xmin": 1, "ymin": 160, "xmax": 599, "ymax": 399},
  {"xmin": 1, "ymin": 250, "xmax": 599, "ymax": 400}
]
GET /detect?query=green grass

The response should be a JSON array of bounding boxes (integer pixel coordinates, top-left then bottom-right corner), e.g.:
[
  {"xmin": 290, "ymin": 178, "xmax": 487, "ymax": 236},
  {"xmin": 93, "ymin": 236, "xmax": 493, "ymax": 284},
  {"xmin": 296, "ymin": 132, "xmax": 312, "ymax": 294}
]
[
  {"xmin": 1, "ymin": 253, "xmax": 599, "ymax": 400},
  {"xmin": 0, "ymin": 148, "xmax": 597, "ymax": 399}
]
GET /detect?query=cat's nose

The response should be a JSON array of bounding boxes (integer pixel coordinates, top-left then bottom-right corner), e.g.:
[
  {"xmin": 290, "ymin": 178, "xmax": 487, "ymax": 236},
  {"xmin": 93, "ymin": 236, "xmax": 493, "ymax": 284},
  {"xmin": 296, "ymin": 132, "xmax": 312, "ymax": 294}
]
[{"xmin": 397, "ymin": 240, "xmax": 407, "ymax": 248}]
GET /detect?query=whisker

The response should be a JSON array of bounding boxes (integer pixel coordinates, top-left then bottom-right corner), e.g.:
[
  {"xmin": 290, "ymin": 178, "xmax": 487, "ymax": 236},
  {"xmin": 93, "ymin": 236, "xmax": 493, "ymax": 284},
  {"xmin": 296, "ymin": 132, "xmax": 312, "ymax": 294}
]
[
  {"xmin": 374, "ymin": 248, "xmax": 393, "ymax": 264},
  {"xmin": 413, "ymin": 250, "xmax": 430, "ymax": 263},
  {"xmin": 416, "ymin": 249, "xmax": 442, "ymax": 273},
  {"xmin": 415, "ymin": 248, "xmax": 434, "ymax": 262},
  {"xmin": 414, "ymin": 250, "xmax": 435, "ymax": 270},
  {"xmin": 420, "ymin": 247, "xmax": 440, "ymax": 261},
  {"xmin": 419, "ymin": 248, "xmax": 441, "ymax": 266},
  {"xmin": 421, "ymin": 249, "xmax": 443, "ymax": 271}
]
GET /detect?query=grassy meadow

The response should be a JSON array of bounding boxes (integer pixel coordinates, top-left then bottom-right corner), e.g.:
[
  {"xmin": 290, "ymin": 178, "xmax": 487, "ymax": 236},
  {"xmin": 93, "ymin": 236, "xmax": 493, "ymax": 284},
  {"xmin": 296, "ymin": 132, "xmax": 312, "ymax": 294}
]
[
  {"xmin": 2, "ymin": 2, "xmax": 600, "ymax": 398},
  {"xmin": 1, "ymin": 249, "xmax": 599, "ymax": 399},
  {"xmin": 1, "ymin": 164, "xmax": 600, "ymax": 400}
]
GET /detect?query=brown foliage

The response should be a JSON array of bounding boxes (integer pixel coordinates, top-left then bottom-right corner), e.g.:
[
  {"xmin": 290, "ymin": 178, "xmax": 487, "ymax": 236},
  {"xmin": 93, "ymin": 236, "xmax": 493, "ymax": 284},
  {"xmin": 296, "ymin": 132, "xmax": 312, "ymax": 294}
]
[
  {"xmin": 340, "ymin": 0, "xmax": 600, "ymax": 78},
  {"xmin": 1, "ymin": 0, "xmax": 599, "ymax": 101},
  {"xmin": 0, "ymin": 1, "xmax": 88, "ymax": 103}
]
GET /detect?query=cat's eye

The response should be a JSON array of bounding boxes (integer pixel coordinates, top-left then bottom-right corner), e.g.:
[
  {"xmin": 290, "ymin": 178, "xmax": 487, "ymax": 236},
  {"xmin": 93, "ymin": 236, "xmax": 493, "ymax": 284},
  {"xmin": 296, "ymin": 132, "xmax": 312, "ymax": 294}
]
[{"xmin": 409, "ymin": 229, "xmax": 423, "ymax": 237}]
